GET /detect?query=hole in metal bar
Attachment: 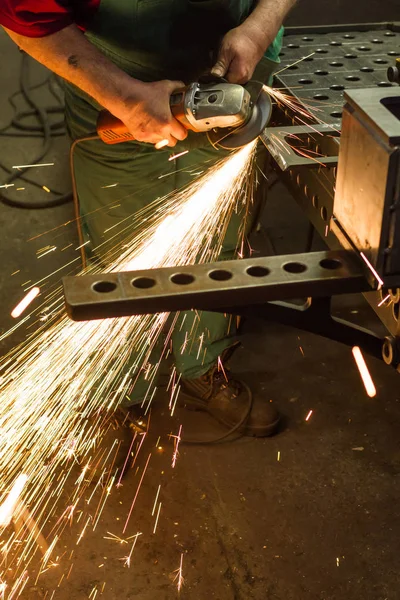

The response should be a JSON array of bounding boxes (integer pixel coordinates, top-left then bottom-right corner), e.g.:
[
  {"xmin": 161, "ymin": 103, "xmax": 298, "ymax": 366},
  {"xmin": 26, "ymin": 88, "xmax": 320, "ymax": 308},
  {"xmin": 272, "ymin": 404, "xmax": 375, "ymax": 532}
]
[
  {"xmin": 208, "ymin": 269, "xmax": 233, "ymax": 281},
  {"xmin": 343, "ymin": 34, "xmax": 355, "ymax": 39},
  {"xmin": 321, "ymin": 206, "xmax": 329, "ymax": 221},
  {"xmin": 385, "ymin": 32, "xmax": 395, "ymax": 37},
  {"xmin": 92, "ymin": 281, "xmax": 117, "ymax": 294},
  {"xmin": 298, "ymin": 78, "xmax": 313, "ymax": 84},
  {"xmin": 374, "ymin": 58, "xmax": 388, "ymax": 64},
  {"xmin": 371, "ymin": 39, "xmax": 383, "ymax": 44},
  {"xmin": 287, "ymin": 44, "xmax": 299, "ymax": 49},
  {"xmin": 288, "ymin": 65, "xmax": 299, "ymax": 70},
  {"xmin": 330, "ymin": 110, "xmax": 343, "ymax": 118},
  {"xmin": 312, "ymin": 195, "xmax": 319, "ymax": 209},
  {"xmin": 388, "ymin": 51, "xmax": 400, "ymax": 56},
  {"xmin": 132, "ymin": 277, "xmax": 156, "ymax": 289},
  {"xmin": 377, "ymin": 82, "xmax": 392, "ymax": 87},
  {"xmin": 313, "ymin": 94, "xmax": 329, "ymax": 100},
  {"xmin": 302, "ymin": 36, "xmax": 314, "ymax": 41},
  {"xmin": 319, "ymin": 258, "xmax": 342, "ymax": 270},
  {"xmin": 330, "ymin": 41, "xmax": 342, "ymax": 46},
  {"xmin": 170, "ymin": 273, "xmax": 195, "ymax": 285},
  {"xmin": 358, "ymin": 46, "xmax": 371, "ymax": 51},
  {"xmin": 345, "ymin": 75, "xmax": 360, "ymax": 81},
  {"xmin": 315, "ymin": 70, "xmax": 328, "ymax": 76},
  {"xmin": 246, "ymin": 266, "xmax": 270, "ymax": 278},
  {"xmin": 316, "ymin": 49, "xmax": 328, "ymax": 54},
  {"xmin": 344, "ymin": 53, "xmax": 357, "ymax": 59},
  {"xmin": 360, "ymin": 66, "xmax": 374, "ymax": 72},
  {"xmin": 283, "ymin": 262, "xmax": 307, "ymax": 274},
  {"xmin": 392, "ymin": 301, "xmax": 400, "ymax": 322},
  {"xmin": 330, "ymin": 61, "xmax": 344, "ymax": 67},
  {"xmin": 330, "ymin": 84, "xmax": 345, "ymax": 91}
]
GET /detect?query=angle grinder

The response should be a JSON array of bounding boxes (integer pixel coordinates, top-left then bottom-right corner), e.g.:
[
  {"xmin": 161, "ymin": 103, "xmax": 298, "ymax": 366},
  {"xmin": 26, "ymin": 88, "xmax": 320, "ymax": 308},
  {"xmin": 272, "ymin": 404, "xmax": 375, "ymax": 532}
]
[{"xmin": 96, "ymin": 79, "xmax": 272, "ymax": 150}]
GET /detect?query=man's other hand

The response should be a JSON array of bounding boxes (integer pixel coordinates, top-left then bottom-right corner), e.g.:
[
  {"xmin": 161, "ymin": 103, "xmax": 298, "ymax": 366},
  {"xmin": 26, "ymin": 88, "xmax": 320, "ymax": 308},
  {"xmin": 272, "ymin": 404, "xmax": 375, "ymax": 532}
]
[
  {"xmin": 211, "ymin": 23, "xmax": 271, "ymax": 84},
  {"xmin": 115, "ymin": 79, "xmax": 188, "ymax": 147}
]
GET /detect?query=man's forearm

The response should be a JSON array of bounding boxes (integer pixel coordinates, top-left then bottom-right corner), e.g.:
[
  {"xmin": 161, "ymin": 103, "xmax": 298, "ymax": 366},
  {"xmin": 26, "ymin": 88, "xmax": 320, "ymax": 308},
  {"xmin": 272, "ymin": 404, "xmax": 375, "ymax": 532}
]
[
  {"xmin": 245, "ymin": 0, "xmax": 296, "ymax": 47},
  {"xmin": 3, "ymin": 25, "xmax": 140, "ymax": 119}
]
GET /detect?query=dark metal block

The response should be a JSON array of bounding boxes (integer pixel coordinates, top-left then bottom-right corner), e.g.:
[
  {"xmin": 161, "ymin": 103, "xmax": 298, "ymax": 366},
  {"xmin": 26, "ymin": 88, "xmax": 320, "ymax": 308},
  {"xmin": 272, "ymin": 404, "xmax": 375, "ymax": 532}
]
[
  {"xmin": 63, "ymin": 250, "xmax": 371, "ymax": 321},
  {"xmin": 334, "ymin": 87, "xmax": 400, "ymax": 278}
]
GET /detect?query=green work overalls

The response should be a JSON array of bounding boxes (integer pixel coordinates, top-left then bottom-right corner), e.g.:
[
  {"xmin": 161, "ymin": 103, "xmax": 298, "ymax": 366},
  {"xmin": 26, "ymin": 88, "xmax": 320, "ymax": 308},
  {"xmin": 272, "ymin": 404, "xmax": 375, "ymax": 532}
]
[{"xmin": 65, "ymin": 0, "xmax": 283, "ymax": 402}]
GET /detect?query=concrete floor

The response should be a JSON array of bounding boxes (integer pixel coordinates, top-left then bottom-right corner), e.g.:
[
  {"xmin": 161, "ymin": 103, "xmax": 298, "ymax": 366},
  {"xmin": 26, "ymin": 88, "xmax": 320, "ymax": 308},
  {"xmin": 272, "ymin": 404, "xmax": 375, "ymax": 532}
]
[{"xmin": 1, "ymin": 5, "xmax": 400, "ymax": 600}]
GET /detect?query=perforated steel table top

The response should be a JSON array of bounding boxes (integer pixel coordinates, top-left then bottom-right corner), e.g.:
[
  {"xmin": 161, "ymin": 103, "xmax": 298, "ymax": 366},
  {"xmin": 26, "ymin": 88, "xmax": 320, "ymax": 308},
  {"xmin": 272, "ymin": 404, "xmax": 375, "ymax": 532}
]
[{"xmin": 276, "ymin": 23, "xmax": 400, "ymax": 123}]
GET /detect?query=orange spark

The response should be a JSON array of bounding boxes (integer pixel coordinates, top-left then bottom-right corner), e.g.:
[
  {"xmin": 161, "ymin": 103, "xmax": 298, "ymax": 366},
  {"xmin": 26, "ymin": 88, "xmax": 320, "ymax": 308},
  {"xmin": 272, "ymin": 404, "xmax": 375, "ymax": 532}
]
[
  {"xmin": 352, "ymin": 346, "xmax": 377, "ymax": 398},
  {"xmin": 11, "ymin": 287, "xmax": 40, "ymax": 318}
]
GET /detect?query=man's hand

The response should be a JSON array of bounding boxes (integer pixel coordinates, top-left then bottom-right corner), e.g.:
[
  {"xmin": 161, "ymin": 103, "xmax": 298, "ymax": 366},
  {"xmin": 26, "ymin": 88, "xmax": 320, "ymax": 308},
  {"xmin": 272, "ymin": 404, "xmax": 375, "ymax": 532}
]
[
  {"xmin": 3, "ymin": 26, "xmax": 188, "ymax": 148},
  {"xmin": 115, "ymin": 79, "xmax": 188, "ymax": 147},
  {"xmin": 211, "ymin": 0, "xmax": 296, "ymax": 84},
  {"xmin": 211, "ymin": 22, "xmax": 270, "ymax": 84}
]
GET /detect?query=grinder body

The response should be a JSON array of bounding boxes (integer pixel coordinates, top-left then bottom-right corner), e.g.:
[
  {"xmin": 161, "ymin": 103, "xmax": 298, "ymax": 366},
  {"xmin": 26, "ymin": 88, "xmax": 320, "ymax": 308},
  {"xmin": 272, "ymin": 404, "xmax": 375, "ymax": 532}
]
[{"xmin": 97, "ymin": 80, "xmax": 272, "ymax": 149}]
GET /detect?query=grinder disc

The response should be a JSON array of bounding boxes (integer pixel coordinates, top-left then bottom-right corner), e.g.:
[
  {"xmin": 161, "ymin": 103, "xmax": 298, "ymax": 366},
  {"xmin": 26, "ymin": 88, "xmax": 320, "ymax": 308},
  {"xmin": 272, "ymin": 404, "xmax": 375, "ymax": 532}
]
[{"xmin": 207, "ymin": 84, "xmax": 272, "ymax": 150}]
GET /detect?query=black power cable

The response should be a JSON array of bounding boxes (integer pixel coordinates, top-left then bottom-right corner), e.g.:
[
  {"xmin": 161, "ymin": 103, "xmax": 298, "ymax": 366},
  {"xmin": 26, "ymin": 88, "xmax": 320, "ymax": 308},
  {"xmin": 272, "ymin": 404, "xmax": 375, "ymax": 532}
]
[{"xmin": 0, "ymin": 52, "xmax": 73, "ymax": 209}]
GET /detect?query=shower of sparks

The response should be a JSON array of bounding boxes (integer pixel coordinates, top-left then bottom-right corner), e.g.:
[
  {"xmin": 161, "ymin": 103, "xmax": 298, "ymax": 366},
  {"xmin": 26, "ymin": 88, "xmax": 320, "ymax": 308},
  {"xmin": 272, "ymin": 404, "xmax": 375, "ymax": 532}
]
[
  {"xmin": 378, "ymin": 294, "xmax": 390, "ymax": 307},
  {"xmin": 360, "ymin": 252, "xmax": 384, "ymax": 288},
  {"xmin": 305, "ymin": 410, "xmax": 313, "ymax": 422},
  {"xmin": 352, "ymin": 346, "xmax": 377, "ymax": 398},
  {"xmin": 169, "ymin": 150, "xmax": 189, "ymax": 162},
  {"xmin": 10, "ymin": 287, "xmax": 40, "ymax": 318},
  {"xmin": 277, "ymin": 451, "xmax": 281, "ymax": 462},
  {"xmin": 12, "ymin": 163, "xmax": 55, "ymax": 169},
  {"xmin": 42, "ymin": 186, "xmax": 51, "ymax": 193},
  {"xmin": 0, "ymin": 141, "xmax": 257, "ymax": 593},
  {"xmin": 0, "ymin": 184, "xmax": 14, "ymax": 189},
  {"xmin": 0, "ymin": 474, "xmax": 28, "ymax": 527},
  {"xmin": 263, "ymin": 85, "xmax": 318, "ymax": 125},
  {"xmin": 173, "ymin": 553, "xmax": 184, "ymax": 592}
]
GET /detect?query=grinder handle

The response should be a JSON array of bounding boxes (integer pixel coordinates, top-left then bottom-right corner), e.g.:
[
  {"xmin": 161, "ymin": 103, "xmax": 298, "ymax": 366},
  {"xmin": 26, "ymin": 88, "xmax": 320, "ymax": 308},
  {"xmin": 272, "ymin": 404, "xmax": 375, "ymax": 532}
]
[{"xmin": 97, "ymin": 86, "xmax": 192, "ymax": 145}]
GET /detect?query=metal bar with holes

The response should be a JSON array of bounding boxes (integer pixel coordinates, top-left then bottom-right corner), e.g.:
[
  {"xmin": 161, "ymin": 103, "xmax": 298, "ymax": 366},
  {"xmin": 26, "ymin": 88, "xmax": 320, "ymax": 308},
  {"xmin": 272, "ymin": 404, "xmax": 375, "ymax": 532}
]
[{"xmin": 63, "ymin": 250, "xmax": 372, "ymax": 321}]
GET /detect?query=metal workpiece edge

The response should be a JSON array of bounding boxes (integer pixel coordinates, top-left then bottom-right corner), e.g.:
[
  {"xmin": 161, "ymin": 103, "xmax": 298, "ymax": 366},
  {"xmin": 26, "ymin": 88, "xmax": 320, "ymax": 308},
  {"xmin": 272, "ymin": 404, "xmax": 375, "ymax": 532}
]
[{"xmin": 63, "ymin": 250, "xmax": 371, "ymax": 321}]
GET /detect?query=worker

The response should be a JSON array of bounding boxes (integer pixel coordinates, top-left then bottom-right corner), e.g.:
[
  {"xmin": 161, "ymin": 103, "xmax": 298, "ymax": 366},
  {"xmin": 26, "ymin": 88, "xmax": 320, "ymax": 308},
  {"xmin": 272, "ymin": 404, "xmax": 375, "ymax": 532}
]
[{"xmin": 1, "ymin": 0, "xmax": 295, "ymax": 441}]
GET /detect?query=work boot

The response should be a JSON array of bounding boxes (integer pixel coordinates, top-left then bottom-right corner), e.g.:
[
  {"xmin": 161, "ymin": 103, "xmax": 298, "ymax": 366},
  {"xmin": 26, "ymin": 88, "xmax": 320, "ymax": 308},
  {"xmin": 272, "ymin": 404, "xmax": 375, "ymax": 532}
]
[{"xmin": 180, "ymin": 365, "xmax": 280, "ymax": 438}]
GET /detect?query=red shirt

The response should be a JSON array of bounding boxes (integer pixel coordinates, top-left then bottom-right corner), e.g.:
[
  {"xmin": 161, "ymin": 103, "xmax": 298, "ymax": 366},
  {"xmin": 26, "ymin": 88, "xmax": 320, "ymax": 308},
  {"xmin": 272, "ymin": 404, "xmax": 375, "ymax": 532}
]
[{"xmin": 0, "ymin": 0, "xmax": 99, "ymax": 37}]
